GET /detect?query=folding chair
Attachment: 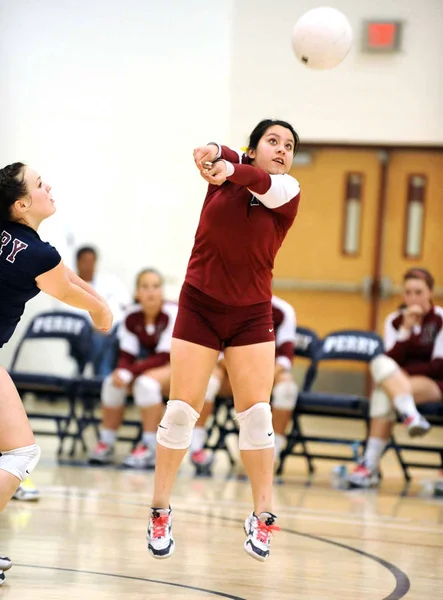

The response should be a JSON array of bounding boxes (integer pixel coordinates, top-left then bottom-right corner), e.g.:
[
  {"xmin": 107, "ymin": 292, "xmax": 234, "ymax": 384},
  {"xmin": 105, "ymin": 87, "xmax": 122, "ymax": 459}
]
[
  {"xmin": 276, "ymin": 325, "xmax": 319, "ymax": 475},
  {"xmin": 203, "ymin": 394, "xmax": 238, "ymax": 469},
  {"xmin": 9, "ymin": 311, "xmax": 93, "ymax": 455},
  {"xmin": 389, "ymin": 401, "xmax": 443, "ymax": 481},
  {"xmin": 205, "ymin": 325, "xmax": 320, "ymax": 472},
  {"xmin": 279, "ymin": 329, "xmax": 384, "ymax": 475}
]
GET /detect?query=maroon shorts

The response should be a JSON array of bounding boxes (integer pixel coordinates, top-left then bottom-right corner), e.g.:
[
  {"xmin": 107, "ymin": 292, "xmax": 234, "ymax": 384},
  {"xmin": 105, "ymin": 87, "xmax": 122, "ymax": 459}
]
[{"xmin": 173, "ymin": 282, "xmax": 275, "ymax": 351}]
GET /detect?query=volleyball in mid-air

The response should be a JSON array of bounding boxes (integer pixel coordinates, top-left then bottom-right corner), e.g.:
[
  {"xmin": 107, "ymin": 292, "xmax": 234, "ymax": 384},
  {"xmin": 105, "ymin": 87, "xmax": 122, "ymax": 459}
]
[{"xmin": 292, "ymin": 7, "xmax": 353, "ymax": 70}]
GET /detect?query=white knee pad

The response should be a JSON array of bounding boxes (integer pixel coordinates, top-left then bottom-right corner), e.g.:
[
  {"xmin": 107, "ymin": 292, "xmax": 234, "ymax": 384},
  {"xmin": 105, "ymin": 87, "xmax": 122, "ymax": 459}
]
[
  {"xmin": 133, "ymin": 376, "xmax": 162, "ymax": 408},
  {"xmin": 101, "ymin": 374, "xmax": 127, "ymax": 408},
  {"xmin": 205, "ymin": 375, "xmax": 221, "ymax": 403},
  {"xmin": 0, "ymin": 444, "xmax": 41, "ymax": 482},
  {"xmin": 370, "ymin": 355, "xmax": 399, "ymax": 385},
  {"xmin": 370, "ymin": 388, "xmax": 396, "ymax": 421},
  {"xmin": 272, "ymin": 380, "xmax": 298, "ymax": 411},
  {"xmin": 156, "ymin": 400, "xmax": 199, "ymax": 450},
  {"xmin": 237, "ymin": 402, "xmax": 275, "ymax": 450}
]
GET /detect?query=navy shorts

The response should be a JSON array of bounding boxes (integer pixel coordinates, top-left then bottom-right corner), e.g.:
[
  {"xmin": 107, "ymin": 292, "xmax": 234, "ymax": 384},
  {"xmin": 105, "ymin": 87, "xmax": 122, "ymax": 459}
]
[{"xmin": 173, "ymin": 282, "xmax": 275, "ymax": 351}]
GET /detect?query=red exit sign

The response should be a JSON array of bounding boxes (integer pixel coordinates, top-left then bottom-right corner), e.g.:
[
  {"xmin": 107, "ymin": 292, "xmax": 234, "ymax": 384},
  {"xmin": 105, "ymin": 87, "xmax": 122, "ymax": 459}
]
[{"xmin": 364, "ymin": 21, "xmax": 402, "ymax": 52}]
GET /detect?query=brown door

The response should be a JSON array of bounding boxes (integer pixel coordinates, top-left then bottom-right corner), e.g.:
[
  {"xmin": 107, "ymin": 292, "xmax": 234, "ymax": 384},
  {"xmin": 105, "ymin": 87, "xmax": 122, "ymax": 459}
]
[
  {"xmin": 274, "ymin": 147, "xmax": 443, "ymax": 342},
  {"xmin": 274, "ymin": 148, "xmax": 382, "ymax": 336},
  {"xmin": 376, "ymin": 150, "xmax": 443, "ymax": 331}
]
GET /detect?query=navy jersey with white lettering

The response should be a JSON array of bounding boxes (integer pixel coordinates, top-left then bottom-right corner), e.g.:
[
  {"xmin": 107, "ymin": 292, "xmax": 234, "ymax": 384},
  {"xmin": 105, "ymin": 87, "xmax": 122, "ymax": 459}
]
[{"xmin": 0, "ymin": 221, "xmax": 61, "ymax": 347}]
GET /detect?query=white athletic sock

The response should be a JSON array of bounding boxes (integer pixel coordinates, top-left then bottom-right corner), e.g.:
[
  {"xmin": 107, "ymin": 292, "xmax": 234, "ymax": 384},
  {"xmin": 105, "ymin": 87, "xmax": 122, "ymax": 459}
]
[
  {"xmin": 393, "ymin": 393, "xmax": 420, "ymax": 419},
  {"xmin": 364, "ymin": 437, "xmax": 387, "ymax": 471},
  {"xmin": 100, "ymin": 428, "xmax": 117, "ymax": 446},
  {"xmin": 190, "ymin": 427, "xmax": 207, "ymax": 453},
  {"xmin": 274, "ymin": 433, "xmax": 286, "ymax": 459},
  {"xmin": 142, "ymin": 431, "xmax": 157, "ymax": 450}
]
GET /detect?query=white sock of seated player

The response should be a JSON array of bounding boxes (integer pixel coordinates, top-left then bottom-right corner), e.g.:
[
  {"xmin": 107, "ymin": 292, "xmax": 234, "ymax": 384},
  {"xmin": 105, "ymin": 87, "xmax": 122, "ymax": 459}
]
[
  {"xmin": 363, "ymin": 437, "xmax": 387, "ymax": 471},
  {"xmin": 100, "ymin": 428, "xmax": 117, "ymax": 446},
  {"xmin": 274, "ymin": 433, "xmax": 286, "ymax": 459},
  {"xmin": 142, "ymin": 431, "xmax": 157, "ymax": 450},
  {"xmin": 190, "ymin": 427, "xmax": 207, "ymax": 453},
  {"xmin": 392, "ymin": 393, "xmax": 420, "ymax": 420}
]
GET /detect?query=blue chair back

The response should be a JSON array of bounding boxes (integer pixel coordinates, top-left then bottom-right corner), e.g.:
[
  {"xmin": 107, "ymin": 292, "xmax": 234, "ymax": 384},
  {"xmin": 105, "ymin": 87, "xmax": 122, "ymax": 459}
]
[
  {"xmin": 294, "ymin": 326, "xmax": 320, "ymax": 391},
  {"xmin": 294, "ymin": 326, "xmax": 320, "ymax": 359},
  {"xmin": 10, "ymin": 311, "xmax": 93, "ymax": 374},
  {"xmin": 316, "ymin": 329, "xmax": 384, "ymax": 363}
]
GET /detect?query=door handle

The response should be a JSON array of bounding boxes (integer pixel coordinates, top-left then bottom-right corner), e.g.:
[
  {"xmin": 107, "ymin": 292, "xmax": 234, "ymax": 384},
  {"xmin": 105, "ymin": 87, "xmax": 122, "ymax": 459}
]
[{"xmin": 273, "ymin": 277, "xmax": 373, "ymax": 299}]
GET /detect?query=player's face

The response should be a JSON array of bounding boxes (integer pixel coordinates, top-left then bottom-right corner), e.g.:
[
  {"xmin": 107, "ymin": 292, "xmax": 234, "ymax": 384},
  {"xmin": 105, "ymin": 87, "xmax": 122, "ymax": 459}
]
[
  {"xmin": 23, "ymin": 167, "xmax": 55, "ymax": 219},
  {"xmin": 248, "ymin": 125, "xmax": 295, "ymax": 175},
  {"xmin": 77, "ymin": 252, "xmax": 96, "ymax": 282},
  {"xmin": 136, "ymin": 272, "xmax": 163, "ymax": 312},
  {"xmin": 403, "ymin": 278, "xmax": 432, "ymax": 311}
]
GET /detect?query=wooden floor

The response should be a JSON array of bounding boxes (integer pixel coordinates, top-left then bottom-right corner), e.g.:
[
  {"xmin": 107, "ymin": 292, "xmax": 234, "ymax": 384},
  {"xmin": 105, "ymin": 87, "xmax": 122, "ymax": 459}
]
[{"xmin": 1, "ymin": 435, "xmax": 442, "ymax": 600}]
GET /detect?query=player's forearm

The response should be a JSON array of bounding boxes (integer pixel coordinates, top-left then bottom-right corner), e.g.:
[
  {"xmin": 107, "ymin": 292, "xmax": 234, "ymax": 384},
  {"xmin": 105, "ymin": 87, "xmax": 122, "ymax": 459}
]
[
  {"xmin": 224, "ymin": 163, "xmax": 300, "ymax": 209},
  {"xmin": 117, "ymin": 350, "xmax": 136, "ymax": 370},
  {"xmin": 225, "ymin": 163, "xmax": 271, "ymax": 194},
  {"xmin": 129, "ymin": 353, "xmax": 170, "ymax": 376},
  {"xmin": 57, "ymin": 283, "xmax": 105, "ymax": 313},
  {"xmin": 220, "ymin": 145, "xmax": 243, "ymax": 163}
]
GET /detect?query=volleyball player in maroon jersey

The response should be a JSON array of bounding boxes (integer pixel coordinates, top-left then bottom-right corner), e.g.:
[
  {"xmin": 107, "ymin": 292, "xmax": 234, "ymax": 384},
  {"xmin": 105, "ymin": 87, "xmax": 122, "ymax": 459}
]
[
  {"xmin": 348, "ymin": 268, "xmax": 441, "ymax": 488},
  {"xmin": 147, "ymin": 119, "xmax": 301, "ymax": 562}
]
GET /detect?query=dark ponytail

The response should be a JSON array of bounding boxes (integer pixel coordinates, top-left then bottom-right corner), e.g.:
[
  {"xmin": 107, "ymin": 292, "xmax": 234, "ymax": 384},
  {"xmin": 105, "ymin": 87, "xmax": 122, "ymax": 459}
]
[{"xmin": 0, "ymin": 162, "xmax": 27, "ymax": 222}]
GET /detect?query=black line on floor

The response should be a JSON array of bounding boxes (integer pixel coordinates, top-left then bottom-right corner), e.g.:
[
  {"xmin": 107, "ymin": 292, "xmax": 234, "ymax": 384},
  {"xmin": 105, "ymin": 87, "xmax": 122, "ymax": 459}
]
[
  {"xmin": 12, "ymin": 564, "xmax": 246, "ymax": 600},
  {"xmin": 183, "ymin": 510, "xmax": 411, "ymax": 600}
]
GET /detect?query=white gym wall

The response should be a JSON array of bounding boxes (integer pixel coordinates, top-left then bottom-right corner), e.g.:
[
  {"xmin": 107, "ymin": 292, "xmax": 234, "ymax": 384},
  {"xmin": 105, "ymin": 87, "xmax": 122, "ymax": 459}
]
[{"xmin": 230, "ymin": 0, "xmax": 443, "ymax": 146}]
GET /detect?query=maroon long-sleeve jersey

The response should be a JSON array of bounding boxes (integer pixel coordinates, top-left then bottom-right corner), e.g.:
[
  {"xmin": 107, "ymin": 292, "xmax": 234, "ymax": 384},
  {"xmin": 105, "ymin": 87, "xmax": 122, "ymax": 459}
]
[
  {"xmin": 116, "ymin": 302, "xmax": 178, "ymax": 377},
  {"xmin": 185, "ymin": 146, "xmax": 301, "ymax": 306},
  {"xmin": 384, "ymin": 305, "xmax": 443, "ymax": 380}
]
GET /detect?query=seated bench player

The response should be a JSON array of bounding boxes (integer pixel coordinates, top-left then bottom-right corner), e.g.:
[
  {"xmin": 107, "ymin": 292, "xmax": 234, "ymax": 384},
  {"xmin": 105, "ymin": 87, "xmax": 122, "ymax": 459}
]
[{"xmin": 88, "ymin": 269, "xmax": 177, "ymax": 468}]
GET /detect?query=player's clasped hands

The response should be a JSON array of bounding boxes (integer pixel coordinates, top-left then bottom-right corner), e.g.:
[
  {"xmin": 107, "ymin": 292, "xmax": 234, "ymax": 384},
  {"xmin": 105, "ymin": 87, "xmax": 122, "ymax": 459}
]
[
  {"xmin": 402, "ymin": 304, "xmax": 424, "ymax": 330},
  {"xmin": 90, "ymin": 304, "xmax": 113, "ymax": 332},
  {"xmin": 111, "ymin": 370, "xmax": 127, "ymax": 388},
  {"xmin": 193, "ymin": 145, "xmax": 218, "ymax": 171},
  {"xmin": 193, "ymin": 145, "xmax": 228, "ymax": 186},
  {"xmin": 200, "ymin": 160, "xmax": 227, "ymax": 186}
]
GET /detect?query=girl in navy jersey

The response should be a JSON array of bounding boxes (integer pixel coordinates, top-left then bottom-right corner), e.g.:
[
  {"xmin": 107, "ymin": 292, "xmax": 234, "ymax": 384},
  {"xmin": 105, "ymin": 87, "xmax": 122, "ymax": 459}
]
[
  {"xmin": 147, "ymin": 119, "xmax": 301, "ymax": 562},
  {"xmin": 0, "ymin": 163, "xmax": 112, "ymax": 583},
  {"xmin": 347, "ymin": 267, "xmax": 442, "ymax": 489}
]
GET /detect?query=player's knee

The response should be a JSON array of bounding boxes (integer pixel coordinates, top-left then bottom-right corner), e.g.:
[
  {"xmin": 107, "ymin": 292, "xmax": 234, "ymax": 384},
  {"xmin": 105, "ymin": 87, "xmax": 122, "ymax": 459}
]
[
  {"xmin": 370, "ymin": 388, "xmax": 396, "ymax": 421},
  {"xmin": 370, "ymin": 355, "xmax": 399, "ymax": 385},
  {"xmin": 237, "ymin": 402, "xmax": 274, "ymax": 450},
  {"xmin": 272, "ymin": 380, "xmax": 298, "ymax": 411},
  {"xmin": 101, "ymin": 375, "xmax": 126, "ymax": 408},
  {"xmin": 133, "ymin": 376, "xmax": 162, "ymax": 408},
  {"xmin": 156, "ymin": 400, "xmax": 199, "ymax": 450},
  {"xmin": 205, "ymin": 375, "xmax": 221, "ymax": 403},
  {"xmin": 0, "ymin": 443, "xmax": 41, "ymax": 482}
]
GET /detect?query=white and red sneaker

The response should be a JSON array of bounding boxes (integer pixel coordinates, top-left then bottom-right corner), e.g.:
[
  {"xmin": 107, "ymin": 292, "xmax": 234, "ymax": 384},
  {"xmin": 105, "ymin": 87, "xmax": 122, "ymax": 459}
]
[
  {"xmin": 147, "ymin": 507, "xmax": 175, "ymax": 559},
  {"xmin": 346, "ymin": 460, "xmax": 380, "ymax": 489},
  {"xmin": 403, "ymin": 413, "xmax": 431, "ymax": 438},
  {"xmin": 122, "ymin": 443, "xmax": 156, "ymax": 469},
  {"xmin": 88, "ymin": 441, "xmax": 115, "ymax": 465},
  {"xmin": 0, "ymin": 556, "xmax": 12, "ymax": 586},
  {"xmin": 191, "ymin": 449, "xmax": 214, "ymax": 470},
  {"xmin": 244, "ymin": 512, "xmax": 280, "ymax": 562}
]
